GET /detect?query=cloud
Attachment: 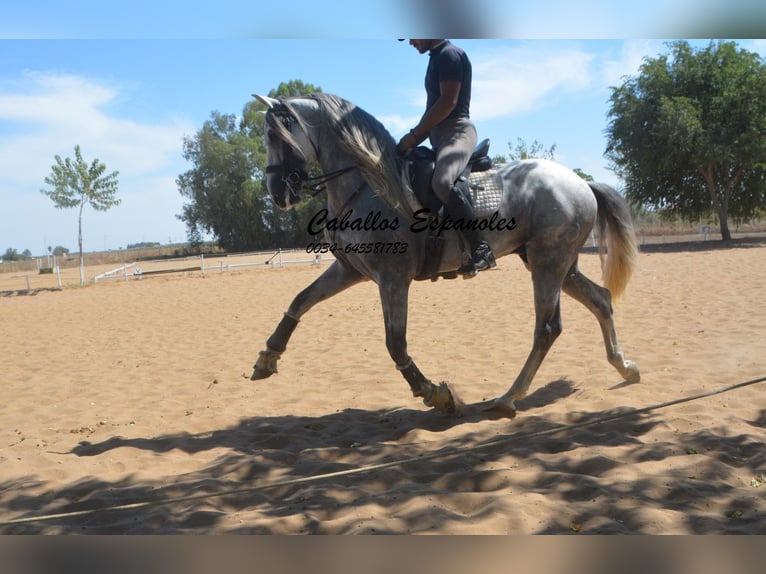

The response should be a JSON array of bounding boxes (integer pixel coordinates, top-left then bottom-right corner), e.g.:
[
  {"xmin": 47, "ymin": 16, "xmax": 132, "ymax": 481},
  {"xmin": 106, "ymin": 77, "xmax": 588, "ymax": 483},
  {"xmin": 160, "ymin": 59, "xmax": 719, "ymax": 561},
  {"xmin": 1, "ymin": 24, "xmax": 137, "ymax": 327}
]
[
  {"xmin": 0, "ymin": 71, "xmax": 194, "ymax": 188},
  {"xmin": 597, "ymin": 39, "xmax": 766, "ymax": 90},
  {"xmin": 600, "ymin": 40, "xmax": 652, "ymax": 87},
  {"xmin": 377, "ymin": 113, "xmax": 422, "ymax": 138},
  {"xmin": 0, "ymin": 70, "xmax": 197, "ymax": 252},
  {"xmin": 470, "ymin": 45, "xmax": 595, "ymax": 121},
  {"xmin": 751, "ymin": 39, "xmax": 766, "ymax": 56},
  {"xmin": 377, "ymin": 41, "xmax": 671, "ymax": 138},
  {"xmin": 379, "ymin": 42, "xmax": 627, "ymax": 137}
]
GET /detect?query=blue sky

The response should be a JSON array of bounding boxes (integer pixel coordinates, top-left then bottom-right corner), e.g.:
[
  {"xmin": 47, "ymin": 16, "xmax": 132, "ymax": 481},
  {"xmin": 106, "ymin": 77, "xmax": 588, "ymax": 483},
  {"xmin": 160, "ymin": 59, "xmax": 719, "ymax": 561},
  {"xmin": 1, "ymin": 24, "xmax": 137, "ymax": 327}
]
[{"xmin": 1, "ymin": 2, "xmax": 764, "ymax": 254}]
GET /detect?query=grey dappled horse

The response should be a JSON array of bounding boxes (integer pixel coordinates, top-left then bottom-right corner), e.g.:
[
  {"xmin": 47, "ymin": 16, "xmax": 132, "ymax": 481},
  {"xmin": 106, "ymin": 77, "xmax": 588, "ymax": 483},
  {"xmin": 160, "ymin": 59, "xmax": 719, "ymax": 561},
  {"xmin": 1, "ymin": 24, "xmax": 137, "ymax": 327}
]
[{"xmin": 250, "ymin": 92, "xmax": 640, "ymax": 417}]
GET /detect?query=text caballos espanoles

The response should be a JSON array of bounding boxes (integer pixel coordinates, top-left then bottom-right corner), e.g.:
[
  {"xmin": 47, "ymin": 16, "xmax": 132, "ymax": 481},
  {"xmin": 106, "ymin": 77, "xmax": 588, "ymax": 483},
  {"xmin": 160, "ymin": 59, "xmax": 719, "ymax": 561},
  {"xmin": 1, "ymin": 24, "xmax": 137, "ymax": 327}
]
[{"xmin": 307, "ymin": 208, "xmax": 517, "ymax": 236}]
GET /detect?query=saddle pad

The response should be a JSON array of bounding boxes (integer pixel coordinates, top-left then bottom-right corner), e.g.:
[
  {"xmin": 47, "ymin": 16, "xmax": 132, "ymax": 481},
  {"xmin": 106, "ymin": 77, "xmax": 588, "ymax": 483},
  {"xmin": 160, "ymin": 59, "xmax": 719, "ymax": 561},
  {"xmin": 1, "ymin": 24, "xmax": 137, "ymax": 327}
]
[{"xmin": 469, "ymin": 168, "xmax": 504, "ymax": 217}]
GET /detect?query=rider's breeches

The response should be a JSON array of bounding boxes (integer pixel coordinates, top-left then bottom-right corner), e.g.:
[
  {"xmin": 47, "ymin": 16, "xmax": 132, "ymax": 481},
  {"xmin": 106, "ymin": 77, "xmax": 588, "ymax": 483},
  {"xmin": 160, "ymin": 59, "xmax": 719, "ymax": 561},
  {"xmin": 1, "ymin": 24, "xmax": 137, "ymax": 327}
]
[{"xmin": 429, "ymin": 117, "xmax": 478, "ymax": 204}]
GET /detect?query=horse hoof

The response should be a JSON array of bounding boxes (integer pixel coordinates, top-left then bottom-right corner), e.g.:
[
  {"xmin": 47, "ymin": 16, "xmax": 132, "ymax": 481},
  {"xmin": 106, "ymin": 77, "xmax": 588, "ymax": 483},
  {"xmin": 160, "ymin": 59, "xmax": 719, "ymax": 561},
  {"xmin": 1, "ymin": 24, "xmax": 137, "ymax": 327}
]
[
  {"xmin": 624, "ymin": 361, "xmax": 641, "ymax": 384},
  {"xmin": 483, "ymin": 398, "xmax": 517, "ymax": 419},
  {"xmin": 250, "ymin": 368, "xmax": 274, "ymax": 381},
  {"xmin": 426, "ymin": 381, "xmax": 465, "ymax": 417},
  {"xmin": 250, "ymin": 350, "xmax": 281, "ymax": 380}
]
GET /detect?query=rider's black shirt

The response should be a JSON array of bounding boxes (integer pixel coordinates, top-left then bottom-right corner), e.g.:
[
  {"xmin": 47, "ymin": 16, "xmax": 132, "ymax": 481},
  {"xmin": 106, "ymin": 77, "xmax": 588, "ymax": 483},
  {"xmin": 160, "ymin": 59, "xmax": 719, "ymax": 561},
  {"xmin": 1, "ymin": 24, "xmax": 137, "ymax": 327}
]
[{"xmin": 425, "ymin": 40, "xmax": 472, "ymax": 120}]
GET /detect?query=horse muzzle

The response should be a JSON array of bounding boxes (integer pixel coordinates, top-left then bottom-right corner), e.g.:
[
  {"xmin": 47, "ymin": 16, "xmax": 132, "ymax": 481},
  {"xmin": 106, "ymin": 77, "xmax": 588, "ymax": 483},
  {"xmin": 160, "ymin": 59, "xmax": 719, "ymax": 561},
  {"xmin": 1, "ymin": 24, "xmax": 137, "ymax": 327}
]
[{"xmin": 265, "ymin": 165, "xmax": 305, "ymax": 209}]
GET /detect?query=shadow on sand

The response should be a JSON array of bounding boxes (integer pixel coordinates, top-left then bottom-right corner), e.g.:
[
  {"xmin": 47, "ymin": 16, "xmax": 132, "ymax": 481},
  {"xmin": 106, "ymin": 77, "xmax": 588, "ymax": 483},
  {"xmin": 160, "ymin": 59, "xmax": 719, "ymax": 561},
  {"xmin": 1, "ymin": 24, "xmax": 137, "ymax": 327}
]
[{"xmin": 1, "ymin": 379, "xmax": 764, "ymax": 534}]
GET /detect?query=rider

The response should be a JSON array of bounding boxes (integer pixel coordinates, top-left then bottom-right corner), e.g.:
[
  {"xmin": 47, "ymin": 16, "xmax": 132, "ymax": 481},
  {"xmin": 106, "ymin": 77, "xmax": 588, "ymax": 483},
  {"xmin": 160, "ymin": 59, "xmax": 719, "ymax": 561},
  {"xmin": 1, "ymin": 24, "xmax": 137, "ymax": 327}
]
[{"xmin": 396, "ymin": 39, "xmax": 496, "ymax": 276}]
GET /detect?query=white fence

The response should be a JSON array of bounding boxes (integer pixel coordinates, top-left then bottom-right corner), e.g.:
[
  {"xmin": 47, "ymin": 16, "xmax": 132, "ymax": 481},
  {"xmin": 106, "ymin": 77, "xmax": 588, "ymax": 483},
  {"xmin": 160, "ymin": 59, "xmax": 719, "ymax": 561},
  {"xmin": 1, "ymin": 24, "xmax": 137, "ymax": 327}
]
[
  {"xmin": 0, "ymin": 267, "xmax": 64, "ymax": 294},
  {"xmin": 93, "ymin": 249, "xmax": 329, "ymax": 284}
]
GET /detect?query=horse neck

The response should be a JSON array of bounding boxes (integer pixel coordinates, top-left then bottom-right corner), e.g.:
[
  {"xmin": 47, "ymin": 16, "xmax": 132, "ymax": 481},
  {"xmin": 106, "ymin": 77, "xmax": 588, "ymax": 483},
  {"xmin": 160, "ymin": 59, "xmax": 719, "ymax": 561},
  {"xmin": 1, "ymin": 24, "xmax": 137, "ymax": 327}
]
[
  {"xmin": 315, "ymin": 130, "xmax": 350, "ymax": 174},
  {"xmin": 306, "ymin": 101, "xmax": 413, "ymax": 218},
  {"xmin": 314, "ymin": 130, "xmax": 368, "ymax": 214}
]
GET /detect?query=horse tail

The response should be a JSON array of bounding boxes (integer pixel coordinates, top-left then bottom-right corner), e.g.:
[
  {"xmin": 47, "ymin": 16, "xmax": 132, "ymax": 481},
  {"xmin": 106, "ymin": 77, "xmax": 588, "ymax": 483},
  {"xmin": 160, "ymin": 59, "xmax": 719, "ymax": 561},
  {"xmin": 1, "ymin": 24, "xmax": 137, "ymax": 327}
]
[{"xmin": 588, "ymin": 182, "xmax": 638, "ymax": 300}]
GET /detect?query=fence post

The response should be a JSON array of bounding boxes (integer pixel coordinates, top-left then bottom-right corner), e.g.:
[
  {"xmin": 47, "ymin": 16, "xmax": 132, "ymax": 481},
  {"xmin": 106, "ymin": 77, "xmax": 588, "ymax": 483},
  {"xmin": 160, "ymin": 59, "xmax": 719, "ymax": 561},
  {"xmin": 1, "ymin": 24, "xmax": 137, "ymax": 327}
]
[
  {"xmin": 200, "ymin": 254, "xmax": 205, "ymax": 275},
  {"xmin": 56, "ymin": 266, "xmax": 62, "ymax": 288}
]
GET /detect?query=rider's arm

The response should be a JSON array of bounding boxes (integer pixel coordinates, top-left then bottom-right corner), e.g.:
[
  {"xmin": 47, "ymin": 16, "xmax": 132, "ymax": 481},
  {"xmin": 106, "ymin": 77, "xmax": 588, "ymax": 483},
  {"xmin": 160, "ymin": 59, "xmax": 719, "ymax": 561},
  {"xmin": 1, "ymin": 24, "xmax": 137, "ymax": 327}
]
[
  {"xmin": 397, "ymin": 80, "xmax": 460, "ymax": 153},
  {"xmin": 411, "ymin": 79, "xmax": 461, "ymax": 139}
]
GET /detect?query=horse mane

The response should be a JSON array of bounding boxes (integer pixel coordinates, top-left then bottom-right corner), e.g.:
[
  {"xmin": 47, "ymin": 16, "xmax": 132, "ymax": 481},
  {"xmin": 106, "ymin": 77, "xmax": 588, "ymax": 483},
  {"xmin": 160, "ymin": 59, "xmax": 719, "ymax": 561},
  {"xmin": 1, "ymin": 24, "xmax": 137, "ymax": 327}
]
[{"xmin": 307, "ymin": 93, "xmax": 418, "ymax": 215}]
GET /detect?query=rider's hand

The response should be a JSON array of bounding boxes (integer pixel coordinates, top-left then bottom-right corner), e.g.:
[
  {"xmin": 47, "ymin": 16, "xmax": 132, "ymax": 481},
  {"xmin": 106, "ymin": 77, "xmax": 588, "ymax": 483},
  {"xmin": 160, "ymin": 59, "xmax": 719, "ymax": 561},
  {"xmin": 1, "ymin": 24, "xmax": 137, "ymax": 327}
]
[
  {"xmin": 396, "ymin": 129, "xmax": 428, "ymax": 155},
  {"xmin": 397, "ymin": 131, "xmax": 419, "ymax": 156}
]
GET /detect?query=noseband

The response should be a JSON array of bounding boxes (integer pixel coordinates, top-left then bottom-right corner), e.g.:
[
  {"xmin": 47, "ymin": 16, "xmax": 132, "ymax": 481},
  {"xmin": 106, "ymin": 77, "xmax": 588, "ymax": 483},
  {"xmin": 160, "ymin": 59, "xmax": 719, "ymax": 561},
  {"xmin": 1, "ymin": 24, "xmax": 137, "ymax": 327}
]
[{"xmin": 265, "ymin": 163, "xmax": 310, "ymax": 199}]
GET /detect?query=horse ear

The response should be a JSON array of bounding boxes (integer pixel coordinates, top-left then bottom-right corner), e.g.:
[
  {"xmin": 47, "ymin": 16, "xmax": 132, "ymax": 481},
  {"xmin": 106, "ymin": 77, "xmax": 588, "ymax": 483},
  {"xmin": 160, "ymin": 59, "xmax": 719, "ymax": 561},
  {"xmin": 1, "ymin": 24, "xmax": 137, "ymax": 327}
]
[{"xmin": 252, "ymin": 94, "xmax": 280, "ymax": 109}]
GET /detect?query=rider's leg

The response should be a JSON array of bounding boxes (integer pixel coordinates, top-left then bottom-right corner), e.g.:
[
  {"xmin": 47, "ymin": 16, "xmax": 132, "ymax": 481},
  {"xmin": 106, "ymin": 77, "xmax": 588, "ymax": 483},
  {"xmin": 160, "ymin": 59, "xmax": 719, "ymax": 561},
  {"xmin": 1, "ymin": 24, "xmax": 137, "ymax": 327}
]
[
  {"xmin": 445, "ymin": 182, "xmax": 496, "ymax": 274},
  {"xmin": 431, "ymin": 118, "xmax": 495, "ymax": 275}
]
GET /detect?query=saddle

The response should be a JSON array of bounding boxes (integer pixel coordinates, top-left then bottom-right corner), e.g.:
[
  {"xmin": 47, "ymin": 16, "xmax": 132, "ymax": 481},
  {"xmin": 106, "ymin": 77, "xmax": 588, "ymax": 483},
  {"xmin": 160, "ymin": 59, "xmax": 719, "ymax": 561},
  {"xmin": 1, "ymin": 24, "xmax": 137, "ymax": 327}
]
[
  {"xmin": 405, "ymin": 138, "xmax": 493, "ymax": 213},
  {"xmin": 402, "ymin": 139, "xmax": 496, "ymax": 281}
]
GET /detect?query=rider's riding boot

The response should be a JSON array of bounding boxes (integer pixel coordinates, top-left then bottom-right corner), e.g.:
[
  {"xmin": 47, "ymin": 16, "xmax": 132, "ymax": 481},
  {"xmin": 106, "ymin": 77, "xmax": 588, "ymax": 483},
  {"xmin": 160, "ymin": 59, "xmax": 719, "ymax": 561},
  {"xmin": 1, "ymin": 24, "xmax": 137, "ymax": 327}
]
[{"xmin": 445, "ymin": 184, "xmax": 496, "ymax": 276}]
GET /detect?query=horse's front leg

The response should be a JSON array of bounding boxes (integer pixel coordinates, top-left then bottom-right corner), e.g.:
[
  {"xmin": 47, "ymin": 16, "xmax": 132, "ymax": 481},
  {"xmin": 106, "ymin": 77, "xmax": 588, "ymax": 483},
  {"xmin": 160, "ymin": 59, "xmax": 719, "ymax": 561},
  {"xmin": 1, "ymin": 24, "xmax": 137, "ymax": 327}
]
[
  {"xmin": 379, "ymin": 280, "xmax": 462, "ymax": 416},
  {"xmin": 251, "ymin": 260, "xmax": 365, "ymax": 380}
]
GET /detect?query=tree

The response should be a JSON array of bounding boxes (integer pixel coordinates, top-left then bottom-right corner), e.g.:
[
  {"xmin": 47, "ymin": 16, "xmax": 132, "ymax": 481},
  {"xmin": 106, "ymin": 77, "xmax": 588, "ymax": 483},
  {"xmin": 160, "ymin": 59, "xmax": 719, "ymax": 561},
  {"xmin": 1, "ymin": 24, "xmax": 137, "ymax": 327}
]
[
  {"xmin": 605, "ymin": 40, "xmax": 766, "ymax": 240},
  {"xmin": 41, "ymin": 145, "xmax": 120, "ymax": 284},
  {"xmin": 506, "ymin": 137, "xmax": 557, "ymax": 161},
  {"xmin": 497, "ymin": 138, "xmax": 592, "ymax": 182},
  {"xmin": 493, "ymin": 138, "xmax": 556, "ymax": 164},
  {"xmin": 573, "ymin": 168, "xmax": 594, "ymax": 182},
  {"xmin": 177, "ymin": 80, "xmax": 325, "ymax": 252},
  {"xmin": 177, "ymin": 111, "xmax": 269, "ymax": 250}
]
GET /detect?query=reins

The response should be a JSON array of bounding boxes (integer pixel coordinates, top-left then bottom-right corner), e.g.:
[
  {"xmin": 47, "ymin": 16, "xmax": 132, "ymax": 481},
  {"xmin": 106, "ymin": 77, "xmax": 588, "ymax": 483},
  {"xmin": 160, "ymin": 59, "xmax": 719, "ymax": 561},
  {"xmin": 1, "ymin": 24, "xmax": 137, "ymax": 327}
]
[
  {"xmin": 302, "ymin": 165, "xmax": 358, "ymax": 196},
  {"xmin": 264, "ymin": 164, "xmax": 357, "ymax": 199}
]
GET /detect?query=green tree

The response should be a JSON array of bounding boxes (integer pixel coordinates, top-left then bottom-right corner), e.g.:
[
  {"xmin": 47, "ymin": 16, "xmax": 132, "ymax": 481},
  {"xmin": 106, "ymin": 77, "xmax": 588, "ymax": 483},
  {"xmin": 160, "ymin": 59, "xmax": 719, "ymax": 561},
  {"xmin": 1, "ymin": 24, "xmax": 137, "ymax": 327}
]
[
  {"xmin": 40, "ymin": 145, "xmax": 120, "ymax": 284},
  {"xmin": 507, "ymin": 137, "xmax": 557, "ymax": 161},
  {"xmin": 269, "ymin": 79, "xmax": 320, "ymax": 99},
  {"xmin": 573, "ymin": 168, "xmax": 594, "ymax": 182},
  {"xmin": 493, "ymin": 138, "xmax": 557, "ymax": 164},
  {"xmin": 605, "ymin": 40, "xmax": 766, "ymax": 240},
  {"xmin": 177, "ymin": 80, "xmax": 325, "ymax": 251},
  {"xmin": 177, "ymin": 111, "xmax": 269, "ymax": 250},
  {"xmin": 497, "ymin": 139, "xmax": 593, "ymax": 183}
]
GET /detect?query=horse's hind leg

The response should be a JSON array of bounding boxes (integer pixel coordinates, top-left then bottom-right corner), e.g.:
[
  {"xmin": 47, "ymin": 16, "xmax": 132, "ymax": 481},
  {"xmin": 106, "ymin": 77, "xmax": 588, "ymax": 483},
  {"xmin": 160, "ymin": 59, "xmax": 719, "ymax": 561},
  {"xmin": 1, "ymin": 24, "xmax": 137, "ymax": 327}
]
[
  {"xmin": 251, "ymin": 260, "xmax": 365, "ymax": 380},
  {"xmin": 562, "ymin": 265, "xmax": 640, "ymax": 383},
  {"xmin": 491, "ymin": 263, "xmax": 567, "ymax": 416}
]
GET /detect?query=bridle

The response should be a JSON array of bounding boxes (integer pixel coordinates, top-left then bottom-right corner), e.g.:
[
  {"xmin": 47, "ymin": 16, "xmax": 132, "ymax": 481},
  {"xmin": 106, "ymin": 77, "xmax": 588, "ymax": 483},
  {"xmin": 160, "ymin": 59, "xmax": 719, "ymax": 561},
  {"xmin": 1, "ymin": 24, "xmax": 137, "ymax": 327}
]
[
  {"xmin": 264, "ymin": 164, "xmax": 357, "ymax": 198},
  {"xmin": 265, "ymin": 104, "xmax": 357, "ymax": 199}
]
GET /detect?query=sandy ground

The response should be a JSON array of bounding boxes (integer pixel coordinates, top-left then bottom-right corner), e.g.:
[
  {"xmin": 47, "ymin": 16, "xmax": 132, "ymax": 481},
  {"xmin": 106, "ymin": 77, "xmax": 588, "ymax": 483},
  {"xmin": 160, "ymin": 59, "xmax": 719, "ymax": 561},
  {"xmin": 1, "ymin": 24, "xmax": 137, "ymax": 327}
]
[{"xmin": 1, "ymin": 238, "xmax": 764, "ymax": 534}]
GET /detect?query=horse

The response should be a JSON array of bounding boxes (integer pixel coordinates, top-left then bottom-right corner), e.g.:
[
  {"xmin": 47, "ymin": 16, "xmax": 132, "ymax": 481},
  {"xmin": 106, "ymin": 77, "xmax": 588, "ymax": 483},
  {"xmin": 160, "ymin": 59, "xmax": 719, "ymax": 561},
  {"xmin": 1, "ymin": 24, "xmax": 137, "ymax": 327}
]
[{"xmin": 249, "ymin": 92, "xmax": 640, "ymax": 417}]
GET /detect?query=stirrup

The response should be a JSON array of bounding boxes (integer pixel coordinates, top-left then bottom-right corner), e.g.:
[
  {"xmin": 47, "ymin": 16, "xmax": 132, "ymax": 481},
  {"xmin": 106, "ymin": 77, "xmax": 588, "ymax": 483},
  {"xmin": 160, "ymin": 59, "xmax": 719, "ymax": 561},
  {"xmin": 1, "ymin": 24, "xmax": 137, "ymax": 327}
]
[
  {"xmin": 458, "ymin": 260, "xmax": 477, "ymax": 278},
  {"xmin": 459, "ymin": 242, "xmax": 495, "ymax": 277},
  {"xmin": 473, "ymin": 244, "xmax": 496, "ymax": 271}
]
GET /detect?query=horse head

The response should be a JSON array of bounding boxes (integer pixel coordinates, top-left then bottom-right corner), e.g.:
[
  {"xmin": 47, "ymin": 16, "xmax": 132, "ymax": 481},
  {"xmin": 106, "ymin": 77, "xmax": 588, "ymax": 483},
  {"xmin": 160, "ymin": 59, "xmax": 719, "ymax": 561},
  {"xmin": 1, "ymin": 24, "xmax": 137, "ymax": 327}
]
[{"xmin": 253, "ymin": 94, "xmax": 319, "ymax": 210}]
